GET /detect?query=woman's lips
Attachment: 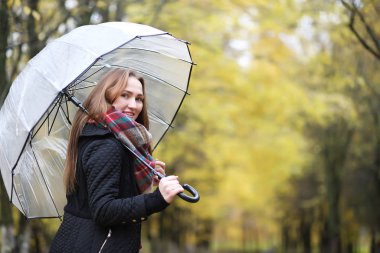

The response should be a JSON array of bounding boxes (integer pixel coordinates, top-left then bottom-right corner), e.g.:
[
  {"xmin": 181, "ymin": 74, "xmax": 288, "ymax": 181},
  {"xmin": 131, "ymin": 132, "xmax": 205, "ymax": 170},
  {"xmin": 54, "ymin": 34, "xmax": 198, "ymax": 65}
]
[{"xmin": 123, "ymin": 111, "xmax": 134, "ymax": 118}]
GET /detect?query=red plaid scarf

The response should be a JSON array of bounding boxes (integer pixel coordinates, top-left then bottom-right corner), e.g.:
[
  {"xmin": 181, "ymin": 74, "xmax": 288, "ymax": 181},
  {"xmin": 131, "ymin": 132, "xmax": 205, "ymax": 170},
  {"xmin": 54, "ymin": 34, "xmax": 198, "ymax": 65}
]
[{"xmin": 96, "ymin": 107, "xmax": 155, "ymax": 193}]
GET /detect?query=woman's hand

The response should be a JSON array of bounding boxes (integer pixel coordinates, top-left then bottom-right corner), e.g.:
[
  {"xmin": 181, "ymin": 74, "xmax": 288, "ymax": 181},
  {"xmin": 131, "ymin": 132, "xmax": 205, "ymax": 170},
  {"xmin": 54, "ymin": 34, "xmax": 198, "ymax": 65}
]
[
  {"xmin": 153, "ymin": 160, "xmax": 166, "ymax": 186},
  {"xmin": 158, "ymin": 176, "xmax": 184, "ymax": 204}
]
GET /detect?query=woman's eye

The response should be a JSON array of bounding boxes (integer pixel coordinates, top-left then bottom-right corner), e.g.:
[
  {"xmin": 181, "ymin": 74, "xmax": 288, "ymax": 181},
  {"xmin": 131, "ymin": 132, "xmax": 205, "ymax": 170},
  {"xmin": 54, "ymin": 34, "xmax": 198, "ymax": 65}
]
[{"xmin": 136, "ymin": 97, "xmax": 144, "ymax": 102}]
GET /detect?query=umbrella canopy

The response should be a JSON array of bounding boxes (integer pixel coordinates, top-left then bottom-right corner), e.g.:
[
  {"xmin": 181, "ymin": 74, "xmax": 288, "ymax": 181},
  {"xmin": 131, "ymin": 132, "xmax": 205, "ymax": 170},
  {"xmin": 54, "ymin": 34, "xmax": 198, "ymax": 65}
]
[{"xmin": 0, "ymin": 22, "xmax": 193, "ymax": 218}]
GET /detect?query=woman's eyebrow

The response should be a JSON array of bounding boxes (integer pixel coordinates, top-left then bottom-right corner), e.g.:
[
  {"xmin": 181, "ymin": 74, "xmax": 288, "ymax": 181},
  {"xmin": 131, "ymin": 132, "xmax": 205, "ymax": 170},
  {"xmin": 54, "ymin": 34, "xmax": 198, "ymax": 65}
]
[{"xmin": 124, "ymin": 90, "xmax": 144, "ymax": 97}]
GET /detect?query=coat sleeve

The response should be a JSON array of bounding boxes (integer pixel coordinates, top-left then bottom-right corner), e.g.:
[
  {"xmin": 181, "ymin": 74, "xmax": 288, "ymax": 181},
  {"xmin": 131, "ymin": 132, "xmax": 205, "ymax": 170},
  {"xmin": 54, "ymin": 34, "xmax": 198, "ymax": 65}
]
[{"xmin": 82, "ymin": 137, "xmax": 169, "ymax": 226}]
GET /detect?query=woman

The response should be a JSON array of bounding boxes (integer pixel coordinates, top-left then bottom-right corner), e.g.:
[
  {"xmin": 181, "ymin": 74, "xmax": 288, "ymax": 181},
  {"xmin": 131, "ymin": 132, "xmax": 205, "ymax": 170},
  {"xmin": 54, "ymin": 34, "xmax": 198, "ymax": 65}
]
[{"xmin": 50, "ymin": 68, "xmax": 184, "ymax": 252}]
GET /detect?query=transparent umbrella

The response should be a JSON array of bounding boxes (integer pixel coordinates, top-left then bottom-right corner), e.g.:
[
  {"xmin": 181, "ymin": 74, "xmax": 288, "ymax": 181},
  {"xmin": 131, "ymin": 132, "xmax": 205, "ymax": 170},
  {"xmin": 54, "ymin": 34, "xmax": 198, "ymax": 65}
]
[{"xmin": 0, "ymin": 22, "xmax": 197, "ymax": 219}]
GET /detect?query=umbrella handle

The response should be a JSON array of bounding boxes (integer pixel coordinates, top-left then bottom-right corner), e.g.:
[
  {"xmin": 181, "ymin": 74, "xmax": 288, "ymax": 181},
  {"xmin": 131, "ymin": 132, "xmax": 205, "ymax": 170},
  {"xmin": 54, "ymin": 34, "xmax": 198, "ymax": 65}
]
[
  {"xmin": 178, "ymin": 184, "xmax": 200, "ymax": 203},
  {"xmin": 155, "ymin": 171, "xmax": 200, "ymax": 203}
]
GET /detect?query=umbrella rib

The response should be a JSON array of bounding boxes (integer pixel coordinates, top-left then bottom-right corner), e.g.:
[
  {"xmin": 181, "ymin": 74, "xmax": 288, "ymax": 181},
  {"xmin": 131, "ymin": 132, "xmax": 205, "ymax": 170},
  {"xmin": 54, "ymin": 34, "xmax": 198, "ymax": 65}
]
[
  {"xmin": 149, "ymin": 112, "xmax": 173, "ymax": 151},
  {"xmin": 25, "ymin": 215, "xmax": 63, "ymax": 220},
  {"xmin": 68, "ymin": 63, "xmax": 109, "ymax": 90},
  {"xmin": 64, "ymin": 97, "xmax": 71, "ymax": 124},
  {"xmin": 153, "ymin": 63, "xmax": 193, "ymax": 149},
  {"xmin": 10, "ymin": 178, "xmax": 28, "ymax": 217},
  {"xmin": 71, "ymin": 82, "xmax": 97, "ymax": 90},
  {"xmin": 152, "ymin": 125, "xmax": 172, "ymax": 151},
  {"xmin": 106, "ymin": 64, "xmax": 190, "ymax": 94},
  {"xmin": 149, "ymin": 112, "xmax": 173, "ymax": 127},
  {"xmin": 30, "ymin": 141, "xmax": 62, "ymax": 218},
  {"xmin": 11, "ymin": 132, "xmax": 32, "ymax": 173},
  {"xmin": 32, "ymin": 97, "xmax": 62, "ymax": 139},
  {"xmin": 49, "ymin": 97, "xmax": 64, "ymax": 135},
  {"xmin": 114, "ymin": 47, "xmax": 194, "ymax": 64},
  {"xmin": 10, "ymin": 133, "xmax": 32, "ymax": 216},
  {"xmin": 60, "ymin": 97, "xmax": 72, "ymax": 126},
  {"xmin": 48, "ymin": 102, "xmax": 62, "ymax": 135},
  {"xmin": 135, "ymin": 33, "xmax": 170, "ymax": 38}
]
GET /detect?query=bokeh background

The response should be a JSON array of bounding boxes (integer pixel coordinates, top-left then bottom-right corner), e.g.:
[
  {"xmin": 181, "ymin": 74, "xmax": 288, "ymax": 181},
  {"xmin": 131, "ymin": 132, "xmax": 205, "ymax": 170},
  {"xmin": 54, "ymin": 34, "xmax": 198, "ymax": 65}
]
[{"xmin": 1, "ymin": 0, "xmax": 380, "ymax": 252}]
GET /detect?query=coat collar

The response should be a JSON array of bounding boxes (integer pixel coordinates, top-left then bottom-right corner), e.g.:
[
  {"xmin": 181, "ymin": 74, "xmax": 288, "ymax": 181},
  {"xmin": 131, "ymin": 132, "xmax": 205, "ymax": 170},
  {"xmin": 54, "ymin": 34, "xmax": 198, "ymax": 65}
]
[{"xmin": 80, "ymin": 123, "xmax": 111, "ymax": 137}]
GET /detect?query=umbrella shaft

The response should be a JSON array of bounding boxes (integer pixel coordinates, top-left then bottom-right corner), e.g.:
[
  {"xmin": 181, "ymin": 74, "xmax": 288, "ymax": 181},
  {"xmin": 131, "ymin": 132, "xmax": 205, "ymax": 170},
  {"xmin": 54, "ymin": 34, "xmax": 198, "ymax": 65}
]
[{"xmin": 61, "ymin": 90, "xmax": 88, "ymax": 114}]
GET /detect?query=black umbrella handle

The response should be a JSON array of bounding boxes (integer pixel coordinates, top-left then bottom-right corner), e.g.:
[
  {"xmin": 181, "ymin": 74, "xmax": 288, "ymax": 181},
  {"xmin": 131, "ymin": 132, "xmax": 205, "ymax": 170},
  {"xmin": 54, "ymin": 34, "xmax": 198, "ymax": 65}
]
[
  {"xmin": 178, "ymin": 184, "xmax": 200, "ymax": 203},
  {"xmin": 155, "ymin": 172, "xmax": 200, "ymax": 203}
]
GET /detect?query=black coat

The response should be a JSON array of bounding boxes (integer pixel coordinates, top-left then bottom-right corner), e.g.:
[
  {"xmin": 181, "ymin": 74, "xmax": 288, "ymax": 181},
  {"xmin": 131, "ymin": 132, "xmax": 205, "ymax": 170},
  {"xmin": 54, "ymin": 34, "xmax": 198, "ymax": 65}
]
[{"xmin": 50, "ymin": 124, "xmax": 168, "ymax": 253}]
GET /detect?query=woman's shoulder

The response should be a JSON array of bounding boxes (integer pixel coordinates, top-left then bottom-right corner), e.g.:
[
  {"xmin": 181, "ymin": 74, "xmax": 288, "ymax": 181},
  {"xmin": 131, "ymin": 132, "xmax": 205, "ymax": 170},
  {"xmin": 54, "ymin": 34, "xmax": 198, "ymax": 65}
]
[
  {"xmin": 79, "ymin": 135, "xmax": 128, "ymax": 176},
  {"xmin": 80, "ymin": 123, "xmax": 112, "ymax": 137},
  {"xmin": 79, "ymin": 124, "xmax": 126, "ymax": 157}
]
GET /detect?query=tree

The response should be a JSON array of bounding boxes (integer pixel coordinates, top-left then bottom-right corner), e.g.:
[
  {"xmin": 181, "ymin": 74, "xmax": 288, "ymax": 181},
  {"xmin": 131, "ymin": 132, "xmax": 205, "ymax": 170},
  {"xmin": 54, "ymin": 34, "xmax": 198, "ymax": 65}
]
[{"xmin": 0, "ymin": 0, "xmax": 10, "ymax": 104}]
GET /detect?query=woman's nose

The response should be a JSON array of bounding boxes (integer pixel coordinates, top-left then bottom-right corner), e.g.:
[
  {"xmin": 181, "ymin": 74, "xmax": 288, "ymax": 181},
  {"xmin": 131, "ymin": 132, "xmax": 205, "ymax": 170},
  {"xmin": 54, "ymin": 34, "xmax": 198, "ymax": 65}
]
[{"xmin": 127, "ymin": 98, "xmax": 137, "ymax": 108}]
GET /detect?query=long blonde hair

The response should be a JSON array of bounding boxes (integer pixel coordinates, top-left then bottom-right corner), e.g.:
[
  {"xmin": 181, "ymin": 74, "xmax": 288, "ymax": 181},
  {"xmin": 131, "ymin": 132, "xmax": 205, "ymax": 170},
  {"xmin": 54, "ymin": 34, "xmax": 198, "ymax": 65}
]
[{"xmin": 64, "ymin": 68, "xmax": 149, "ymax": 193}]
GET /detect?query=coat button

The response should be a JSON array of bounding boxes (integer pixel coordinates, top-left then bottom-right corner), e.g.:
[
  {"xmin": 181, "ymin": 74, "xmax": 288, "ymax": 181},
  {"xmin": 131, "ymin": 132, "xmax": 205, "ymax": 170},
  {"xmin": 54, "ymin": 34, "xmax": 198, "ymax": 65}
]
[
  {"xmin": 141, "ymin": 217, "xmax": 146, "ymax": 221},
  {"xmin": 122, "ymin": 221, "xmax": 126, "ymax": 224},
  {"xmin": 132, "ymin": 219, "xmax": 137, "ymax": 222}
]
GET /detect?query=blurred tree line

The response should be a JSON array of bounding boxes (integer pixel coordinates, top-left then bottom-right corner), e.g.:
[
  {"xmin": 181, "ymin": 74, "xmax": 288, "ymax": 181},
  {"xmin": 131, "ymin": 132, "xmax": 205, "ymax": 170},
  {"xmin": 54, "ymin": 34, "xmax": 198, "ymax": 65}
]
[
  {"xmin": 275, "ymin": 1, "xmax": 380, "ymax": 253},
  {"xmin": 0, "ymin": 0, "xmax": 380, "ymax": 253}
]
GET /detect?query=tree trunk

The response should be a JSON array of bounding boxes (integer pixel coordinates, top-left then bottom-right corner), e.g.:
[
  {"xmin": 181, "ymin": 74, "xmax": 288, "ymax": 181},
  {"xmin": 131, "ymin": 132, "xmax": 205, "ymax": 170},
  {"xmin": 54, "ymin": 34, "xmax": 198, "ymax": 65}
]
[
  {"xmin": 370, "ymin": 230, "xmax": 376, "ymax": 253},
  {"xmin": 195, "ymin": 218, "xmax": 213, "ymax": 251},
  {"xmin": 157, "ymin": 211, "xmax": 169, "ymax": 252},
  {"xmin": 346, "ymin": 241, "xmax": 354, "ymax": 253},
  {"xmin": 26, "ymin": 0, "xmax": 41, "ymax": 59},
  {"xmin": 0, "ymin": 180, "xmax": 14, "ymax": 253},
  {"xmin": 115, "ymin": 0, "xmax": 126, "ymax": 21},
  {"xmin": 366, "ymin": 99, "xmax": 380, "ymax": 253},
  {"xmin": 374, "ymin": 128, "xmax": 380, "ymax": 253},
  {"xmin": 322, "ymin": 121, "xmax": 353, "ymax": 253},
  {"xmin": 77, "ymin": 0, "xmax": 94, "ymax": 26},
  {"xmin": 242, "ymin": 218, "xmax": 249, "ymax": 251},
  {"xmin": 281, "ymin": 224, "xmax": 290, "ymax": 253},
  {"xmin": 0, "ymin": 0, "xmax": 10, "ymax": 105},
  {"xmin": 325, "ymin": 160, "xmax": 341, "ymax": 253},
  {"xmin": 300, "ymin": 211, "xmax": 311, "ymax": 253},
  {"xmin": 14, "ymin": 217, "xmax": 31, "ymax": 253},
  {"xmin": 320, "ymin": 216, "xmax": 329, "ymax": 253}
]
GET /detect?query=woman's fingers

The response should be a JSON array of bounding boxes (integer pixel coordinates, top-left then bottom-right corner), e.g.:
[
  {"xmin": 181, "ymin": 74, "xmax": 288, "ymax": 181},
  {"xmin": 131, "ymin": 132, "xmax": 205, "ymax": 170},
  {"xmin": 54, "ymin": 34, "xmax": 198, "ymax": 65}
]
[
  {"xmin": 154, "ymin": 160, "xmax": 166, "ymax": 175},
  {"xmin": 155, "ymin": 166, "xmax": 165, "ymax": 176},
  {"xmin": 152, "ymin": 160, "xmax": 166, "ymax": 186},
  {"xmin": 155, "ymin": 160, "xmax": 166, "ymax": 170},
  {"xmin": 158, "ymin": 176, "xmax": 184, "ymax": 203}
]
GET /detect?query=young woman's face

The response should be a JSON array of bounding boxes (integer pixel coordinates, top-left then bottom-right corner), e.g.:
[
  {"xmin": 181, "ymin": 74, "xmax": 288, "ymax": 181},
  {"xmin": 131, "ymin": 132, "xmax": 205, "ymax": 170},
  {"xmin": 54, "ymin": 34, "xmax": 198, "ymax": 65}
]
[{"xmin": 112, "ymin": 76, "xmax": 144, "ymax": 120}]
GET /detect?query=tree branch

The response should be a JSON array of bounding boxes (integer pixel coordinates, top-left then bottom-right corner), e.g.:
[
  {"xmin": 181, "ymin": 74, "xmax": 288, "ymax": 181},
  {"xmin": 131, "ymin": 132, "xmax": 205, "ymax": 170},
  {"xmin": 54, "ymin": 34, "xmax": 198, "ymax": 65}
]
[
  {"xmin": 341, "ymin": 0, "xmax": 380, "ymax": 60},
  {"xmin": 10, "ymin": 44, "xmax": 23, "ymax": 81},
  {"xmin": 351, "ymin": 1, "xmax": 380, "ymax": 53}
]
